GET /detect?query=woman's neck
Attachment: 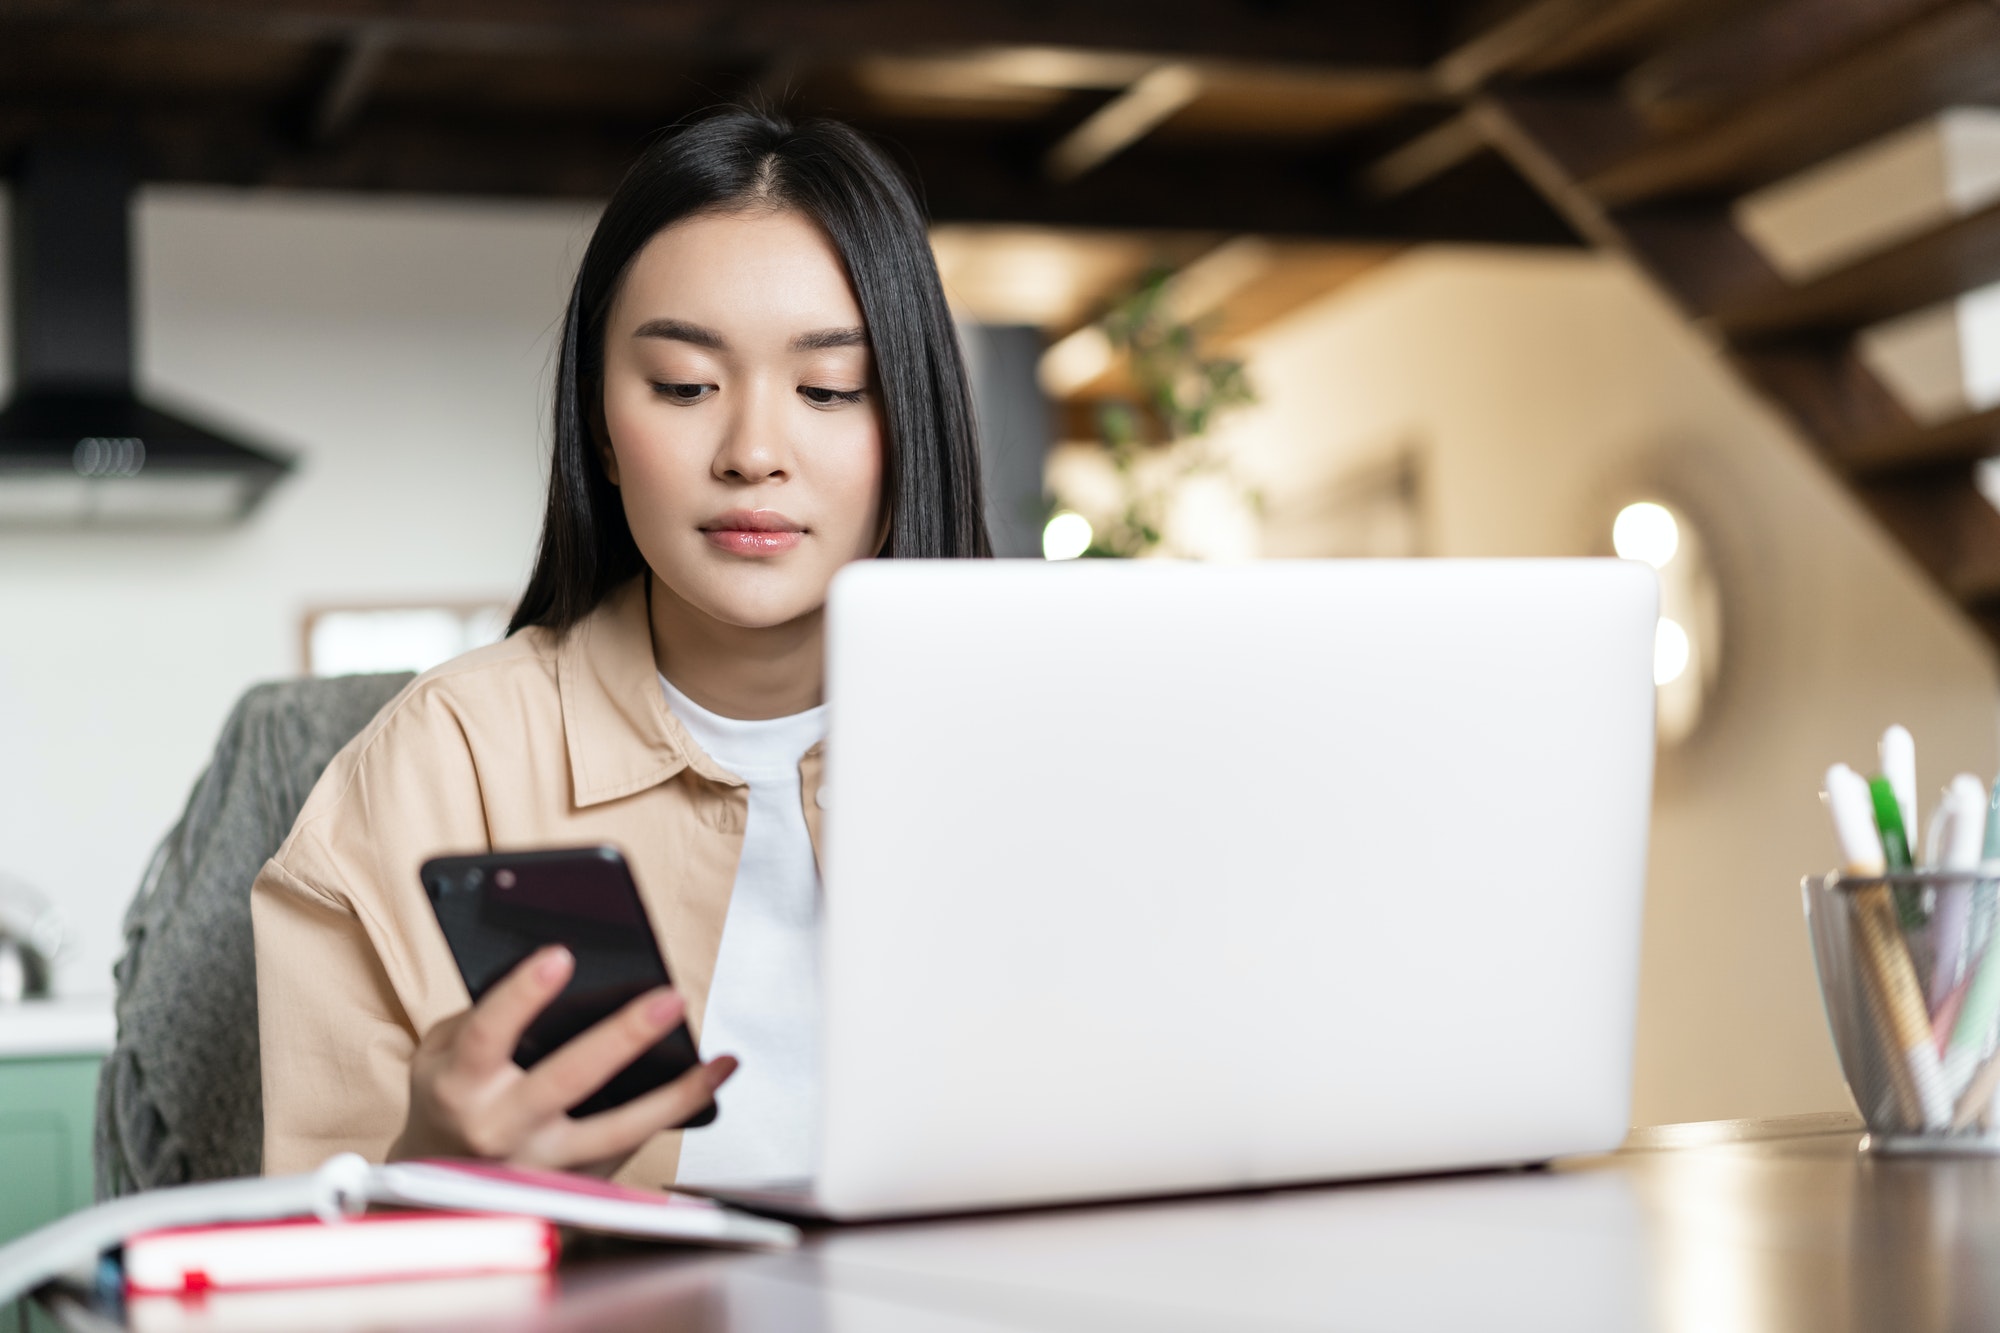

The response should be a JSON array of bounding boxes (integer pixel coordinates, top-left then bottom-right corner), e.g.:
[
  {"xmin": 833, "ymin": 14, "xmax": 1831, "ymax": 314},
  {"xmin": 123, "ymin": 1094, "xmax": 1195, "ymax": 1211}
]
[{"xmin": 647, "ymin": 572, "xmax": 825, "ymax": 721}]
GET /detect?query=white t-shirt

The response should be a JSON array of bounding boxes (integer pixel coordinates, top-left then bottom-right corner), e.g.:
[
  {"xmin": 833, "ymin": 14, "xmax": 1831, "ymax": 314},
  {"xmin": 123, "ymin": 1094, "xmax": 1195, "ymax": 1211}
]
[{"xmin": 658, "ymin": 673, "xmax": 826, "ymax": 1185}]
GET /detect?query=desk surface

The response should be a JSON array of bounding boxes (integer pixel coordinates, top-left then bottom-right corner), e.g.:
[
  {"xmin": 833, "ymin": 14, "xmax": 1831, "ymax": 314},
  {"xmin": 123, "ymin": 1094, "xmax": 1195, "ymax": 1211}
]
[{"xmin": 46, "ymin": 1112, "xmax": 2000, "ymax": 1333}]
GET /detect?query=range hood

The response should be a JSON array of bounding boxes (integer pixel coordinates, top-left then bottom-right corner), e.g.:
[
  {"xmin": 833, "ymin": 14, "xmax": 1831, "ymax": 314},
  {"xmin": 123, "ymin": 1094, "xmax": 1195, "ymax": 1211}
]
[{"xmin": 0, "ymin": 140, "xmax": 291, "ymax": 525}]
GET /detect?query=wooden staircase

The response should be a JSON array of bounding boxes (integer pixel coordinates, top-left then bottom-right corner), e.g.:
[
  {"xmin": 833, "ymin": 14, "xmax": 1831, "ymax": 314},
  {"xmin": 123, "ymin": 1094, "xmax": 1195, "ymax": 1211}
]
[{"xmin": 1397, "ymin": 0, "xmax": 2000, "ymax": 647}]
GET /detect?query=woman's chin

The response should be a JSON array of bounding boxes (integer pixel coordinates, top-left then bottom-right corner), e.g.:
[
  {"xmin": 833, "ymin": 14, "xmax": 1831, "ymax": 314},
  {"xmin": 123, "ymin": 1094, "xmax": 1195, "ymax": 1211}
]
[{"xmin": 678, "ymin": 579, "xmax": 829, "ymax": 633}]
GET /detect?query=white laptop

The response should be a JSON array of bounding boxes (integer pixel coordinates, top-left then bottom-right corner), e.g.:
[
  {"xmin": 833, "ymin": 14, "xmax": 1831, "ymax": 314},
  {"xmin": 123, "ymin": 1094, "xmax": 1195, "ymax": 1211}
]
[{"xmin": 705, "ymin": 559, "xmax": 1657, "ymax": 1220}]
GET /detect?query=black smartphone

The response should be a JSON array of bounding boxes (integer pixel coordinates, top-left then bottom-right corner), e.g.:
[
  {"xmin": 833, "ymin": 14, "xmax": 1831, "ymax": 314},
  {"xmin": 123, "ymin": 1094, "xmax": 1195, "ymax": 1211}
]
[{"xmin": 420, "ymin": 845, "xmax": 716, "ymax": 1126}]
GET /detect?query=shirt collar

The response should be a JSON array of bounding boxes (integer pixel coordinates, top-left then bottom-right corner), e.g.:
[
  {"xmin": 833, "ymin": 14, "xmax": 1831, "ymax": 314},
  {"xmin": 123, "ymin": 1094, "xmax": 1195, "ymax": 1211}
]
[{"xmin": 554, "ymin": 575, "xmax": 743, "ymax": 806}]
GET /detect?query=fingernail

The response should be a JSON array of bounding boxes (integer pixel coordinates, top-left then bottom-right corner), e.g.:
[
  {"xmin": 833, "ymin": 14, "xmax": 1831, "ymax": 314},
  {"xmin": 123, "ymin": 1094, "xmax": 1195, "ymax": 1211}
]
[
  {"xmin": 644, "ymin": 991, "xmax": 681, "ymax": 1027},
  {"xmin": 710, "ymin": 1055, "xmax": 739, "ymax": 1082},
  {"xmin": 536, "ymin": 948, "xmax": 571, "ymax": 983}
]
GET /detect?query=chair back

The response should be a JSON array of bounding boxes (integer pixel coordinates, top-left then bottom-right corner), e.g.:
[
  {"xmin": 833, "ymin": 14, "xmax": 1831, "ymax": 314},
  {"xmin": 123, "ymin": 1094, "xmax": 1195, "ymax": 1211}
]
[{"xmin": 94, "ymin": 672, "xmax": 414, "ymax": 1198}]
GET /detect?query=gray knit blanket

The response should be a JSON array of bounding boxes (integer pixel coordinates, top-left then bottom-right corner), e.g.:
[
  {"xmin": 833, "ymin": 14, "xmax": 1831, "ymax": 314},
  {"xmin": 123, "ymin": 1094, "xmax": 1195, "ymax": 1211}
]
[{"xmin": 94, "ymin": 672, "xmax": 412, "ymax": 1199}]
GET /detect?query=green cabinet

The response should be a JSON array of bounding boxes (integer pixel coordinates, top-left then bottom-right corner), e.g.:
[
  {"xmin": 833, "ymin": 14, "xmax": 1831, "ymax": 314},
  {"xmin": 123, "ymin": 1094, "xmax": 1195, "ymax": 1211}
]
[{"xmin": 1, "ymin": 1055, "xmax": 101, "ymax": 1333}]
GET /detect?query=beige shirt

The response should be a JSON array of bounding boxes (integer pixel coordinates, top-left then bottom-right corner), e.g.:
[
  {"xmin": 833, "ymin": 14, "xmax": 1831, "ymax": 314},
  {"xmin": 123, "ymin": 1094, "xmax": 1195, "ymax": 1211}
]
[{"xmin": 251, "ymin": 576, "xmax": 825, "ymax": 1187}]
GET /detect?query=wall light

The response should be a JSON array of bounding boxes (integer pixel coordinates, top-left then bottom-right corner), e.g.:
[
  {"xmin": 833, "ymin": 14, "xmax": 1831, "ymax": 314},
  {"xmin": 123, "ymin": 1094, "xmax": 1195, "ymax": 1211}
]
[
  {"xmin": 1613, "ymin": 501, "xmax": 1680, "ymax": 568},
  {"xmin": 1043, "ymin": 511, "xmax": 1094, "ymax": 560},
  {"xmin": 1613, "ymin": 499, "xmax": 1721, "ymax": 746},
  {"xmin": 1654, "ymin": 617, "xmax": 1691, "ymax": 686}
]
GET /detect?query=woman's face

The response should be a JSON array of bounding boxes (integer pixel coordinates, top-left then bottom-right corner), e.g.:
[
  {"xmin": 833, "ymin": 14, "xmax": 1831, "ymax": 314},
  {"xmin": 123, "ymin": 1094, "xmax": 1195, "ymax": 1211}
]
[{"xmin": 599, "ymin": 208, "xmax": 885, "ymax": 630}]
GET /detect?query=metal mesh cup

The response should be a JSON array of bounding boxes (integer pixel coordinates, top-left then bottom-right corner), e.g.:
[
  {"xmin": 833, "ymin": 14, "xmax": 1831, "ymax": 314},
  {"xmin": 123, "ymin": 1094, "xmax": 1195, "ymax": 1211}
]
[{"xmin": 1803, "ymin": 870, "xmax": 2000, "ymax": 1152}]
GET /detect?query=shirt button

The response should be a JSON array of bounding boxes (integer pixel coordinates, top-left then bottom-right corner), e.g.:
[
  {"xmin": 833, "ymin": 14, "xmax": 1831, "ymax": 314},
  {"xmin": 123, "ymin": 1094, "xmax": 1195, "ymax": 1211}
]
[{"xmin": 815, "ymin": 786, "xmax": 831, "ymax": 811}]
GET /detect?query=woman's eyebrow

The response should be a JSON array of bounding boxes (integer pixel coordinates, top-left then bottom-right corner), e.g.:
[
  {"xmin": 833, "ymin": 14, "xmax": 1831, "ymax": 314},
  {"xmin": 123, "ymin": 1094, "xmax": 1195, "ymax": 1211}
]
[
  {"xmin": 791, "ymin": 327, "xmax": 868, "ymax": 351},
  {"xmin": 633, "ymin": 317, "xmax": 726, "ymax": 349}
]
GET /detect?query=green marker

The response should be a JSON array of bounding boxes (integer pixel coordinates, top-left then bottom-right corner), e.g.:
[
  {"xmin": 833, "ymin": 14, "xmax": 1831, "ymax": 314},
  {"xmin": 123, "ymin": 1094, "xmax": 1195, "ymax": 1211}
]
[{"xmin": 1870, "ymin": 774, "xmax": 1923, "ymax": 929}]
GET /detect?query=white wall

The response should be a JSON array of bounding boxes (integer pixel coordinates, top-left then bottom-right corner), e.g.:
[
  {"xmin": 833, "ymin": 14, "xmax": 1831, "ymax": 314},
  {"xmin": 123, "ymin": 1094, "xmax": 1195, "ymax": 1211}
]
[
  {"xmin": 1218, "ymin": 248, "xmax": 2000, "ymax": 1125},
  {"xmin": 0, "ymin": 187, "xmax": 600, "ymax": 996}
]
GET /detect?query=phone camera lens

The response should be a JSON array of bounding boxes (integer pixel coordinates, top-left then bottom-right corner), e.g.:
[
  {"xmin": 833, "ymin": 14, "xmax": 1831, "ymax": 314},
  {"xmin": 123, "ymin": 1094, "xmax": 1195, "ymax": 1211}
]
[
  {"xmin": 465, "ymin": 868, "xmax": 483, "ymax": 890},
  {"xmin": 495, "ymin": 869, "xmax": 517, "ymax": 890}
]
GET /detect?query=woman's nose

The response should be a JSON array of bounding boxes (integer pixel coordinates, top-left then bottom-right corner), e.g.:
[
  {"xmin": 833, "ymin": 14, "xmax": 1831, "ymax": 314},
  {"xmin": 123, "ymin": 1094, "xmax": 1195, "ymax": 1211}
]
[{"xmin": 714, "ymin": 389, "xmax": 792, "ymax": 482}]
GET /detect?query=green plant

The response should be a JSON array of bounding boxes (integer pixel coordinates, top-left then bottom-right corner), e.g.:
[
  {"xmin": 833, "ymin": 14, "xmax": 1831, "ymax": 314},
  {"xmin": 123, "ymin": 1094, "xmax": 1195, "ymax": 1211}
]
[{"xmin": 1079, "ymin": 267, "xmax": 1257, "ymax": 558}]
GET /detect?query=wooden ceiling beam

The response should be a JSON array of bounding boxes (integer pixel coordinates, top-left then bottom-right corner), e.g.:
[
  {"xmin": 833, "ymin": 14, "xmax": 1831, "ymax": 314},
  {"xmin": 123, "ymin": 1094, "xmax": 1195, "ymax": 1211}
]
[
  {"xmin": 1581, "ymin": 1, "xmax": 2000, "ymax": 207},
  {"xmin": 1843, "ymin": 409, "xmax": 2000, "ymax": 478},
  {"xmin": 1716, "ymin": 201, "xmax": 2000, "ymax": 343},
  {"xmin": 1850, "ymin": 464, "xmax": 1997, "ymax": 596},
  {"xmin": 0, "ymin": 99, "xmax": 1581, "ymax": 244},
  {"xmin": 1450, "ymin": 0, "xmax": 2000, "ymax": 652},
  {"xmin": 1616, "ymin": 197, "xmax": 2000, "ymax": 466},
  {"xmin": 0, "ymin": 1, "xmax": 1444, "ymax": 67},
  {"xmin": 1621, "ymin": 0, "xmax": 1959, "ymax": 132},
  {"xmin": 1732, "ymin": 346, "xmax": 1994, "ymax": 471},
  {"xmin": 1732, "ymin": 346, "xmax": 1919, "ymax": 455},
  {"xmin": 1607, "ymin": 208, "xmax": 1804, "ymax": 326},
  {"xmin": 1043, "ymin": 64, "xmax": 1202, "ymax": 182},
  {"xmin": 308, "ymin": 24, "xmax": 391, "ymax": 145},
  {"xmin": 1477, "ymin": 88, "xmax": 1651, "ymax": 184},
  {"xmin": 1448, "ymin": 0, "xmax": 1739, "ymax": 78},
  {"xmin": 1357, "ymin": 112, "xmax": 1485, "ymax": 198},
  {"xmin": 1936, "ymin": 483, "xmax": 2000, "ymax": 604},
  {"xmin": 1733, "ymin": 357, "xmax": 2000, "ymax": 607},
  {"xmin": 1609, "ymin": 192, "xmax": 2000, "ymax": 345},
  {"xmin": 1431, "ymin": 0, "xmax": 1733, "ymax": 90},
  {"xmin": 1722, "ymin": 343, "xmax": 2000, "ymax": 615},
  {"xmin": 1434, "ymin": 0, "xmax": 1618, "ymax": 94},
  {"xmin": 1634, "ymin": 227, "xmax": 2000, "ymax": 583},
  {"xmin": 0, "ymin": 101, "xmax": 645, "ymax": 196},
  {"xmin": 892, "ymin": 124, "xmax": 1578, "ymax": 240}
]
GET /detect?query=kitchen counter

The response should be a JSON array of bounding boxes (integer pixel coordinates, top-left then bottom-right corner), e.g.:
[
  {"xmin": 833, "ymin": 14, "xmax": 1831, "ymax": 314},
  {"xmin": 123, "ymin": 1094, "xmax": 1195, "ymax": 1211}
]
[
  {"xmin": 1, "ymin": 995, "xmax": 111, "ymax": 1332},
  {"xmin": 0, "ymin": 996, "xmax": 115, "ymax": 1059}
]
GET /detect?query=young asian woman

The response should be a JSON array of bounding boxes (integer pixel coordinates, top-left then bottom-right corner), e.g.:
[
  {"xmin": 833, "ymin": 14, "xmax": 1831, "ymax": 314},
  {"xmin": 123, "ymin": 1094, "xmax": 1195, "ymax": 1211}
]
[{"xmin": 250, "ymin": 107, "xmax": 991, "ymax": 1189}]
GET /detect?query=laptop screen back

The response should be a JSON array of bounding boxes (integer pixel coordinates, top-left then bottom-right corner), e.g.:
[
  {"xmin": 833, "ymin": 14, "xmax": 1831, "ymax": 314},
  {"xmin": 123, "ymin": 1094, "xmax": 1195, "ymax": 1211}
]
[{"xmin": 818, "ymin": 559, "xmax": 1657, "ymax": 1218}]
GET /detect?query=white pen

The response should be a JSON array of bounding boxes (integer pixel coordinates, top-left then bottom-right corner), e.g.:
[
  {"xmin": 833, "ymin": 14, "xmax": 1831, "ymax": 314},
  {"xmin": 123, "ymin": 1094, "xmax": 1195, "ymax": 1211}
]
[
  {"xmin": 1826, "ymin": 763, "xmax": 1952, "ymax": 1131},
  {"xmin": 1943, "ymin": 776, "xmax": 2000, "ymax": 1105},
  {"xmin": 1930, "ymin": 774, "xmax": 1988, "ymax": 1013},
  {"xmin": 1926, "ymin": 803, "xmax": 1951, "ymax": 870},
  {"xmin": 1881, "ymin": 725, "xmax": 1919, "ymax": 858},
  {"xmin": 1826, "ymin": 764, "xmax": 1885, "ymax": 873}
]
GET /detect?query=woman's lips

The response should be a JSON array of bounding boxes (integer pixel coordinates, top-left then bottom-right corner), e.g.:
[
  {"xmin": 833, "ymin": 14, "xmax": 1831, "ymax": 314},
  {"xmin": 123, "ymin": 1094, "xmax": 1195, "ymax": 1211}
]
[
  {"xmin": 701, "ymin": 511, "xmax": 805, "ymax": 556},
  {"xmin": 705, "ymin": 529, "xmax": 803, "ymax": 555}
]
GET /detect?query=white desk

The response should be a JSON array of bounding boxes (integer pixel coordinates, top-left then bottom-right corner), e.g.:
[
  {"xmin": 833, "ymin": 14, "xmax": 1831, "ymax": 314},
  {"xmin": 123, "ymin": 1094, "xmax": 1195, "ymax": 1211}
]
[{"xmin": 47, "ymin": 1111, "xmax": 2000, "ymax": 1333}]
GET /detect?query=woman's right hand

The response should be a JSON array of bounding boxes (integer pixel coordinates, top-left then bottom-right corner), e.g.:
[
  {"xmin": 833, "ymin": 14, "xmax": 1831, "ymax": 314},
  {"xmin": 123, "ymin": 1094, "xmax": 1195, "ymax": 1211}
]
[{"xmin": 389, "ymin": 945, "xmax": 736, "ymax": 1174}]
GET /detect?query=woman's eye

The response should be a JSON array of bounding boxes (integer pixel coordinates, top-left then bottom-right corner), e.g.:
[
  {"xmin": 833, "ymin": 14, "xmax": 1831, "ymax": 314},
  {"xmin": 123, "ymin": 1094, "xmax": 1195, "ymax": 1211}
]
[
  {"xmin": 800, "ymin": 385, "xmax": 866, "ymax": 407},
  {"xmin": 652, "ymin": 382, "xmax": 714, "ymax": 404}
]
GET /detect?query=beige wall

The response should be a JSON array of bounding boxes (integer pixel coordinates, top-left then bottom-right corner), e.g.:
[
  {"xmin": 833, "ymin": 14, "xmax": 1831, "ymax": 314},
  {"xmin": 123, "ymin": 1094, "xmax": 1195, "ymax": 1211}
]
[{"xmin": 1216, "ymin": 247, "xmax": 2000, "ymax": 1125}]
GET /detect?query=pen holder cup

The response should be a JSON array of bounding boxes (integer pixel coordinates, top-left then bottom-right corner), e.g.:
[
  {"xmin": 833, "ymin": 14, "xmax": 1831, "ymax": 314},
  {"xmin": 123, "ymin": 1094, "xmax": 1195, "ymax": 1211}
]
[{"xmin": 1804, "ymin": 870, "xmax": 2000, "ymax": 1153}]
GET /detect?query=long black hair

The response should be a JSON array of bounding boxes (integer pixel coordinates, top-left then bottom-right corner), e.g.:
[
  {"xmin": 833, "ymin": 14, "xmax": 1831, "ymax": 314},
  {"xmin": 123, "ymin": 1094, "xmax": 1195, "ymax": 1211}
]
[{"xmin": 510, "ymin": 108, "xmax": 991, "ymax": 635}]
